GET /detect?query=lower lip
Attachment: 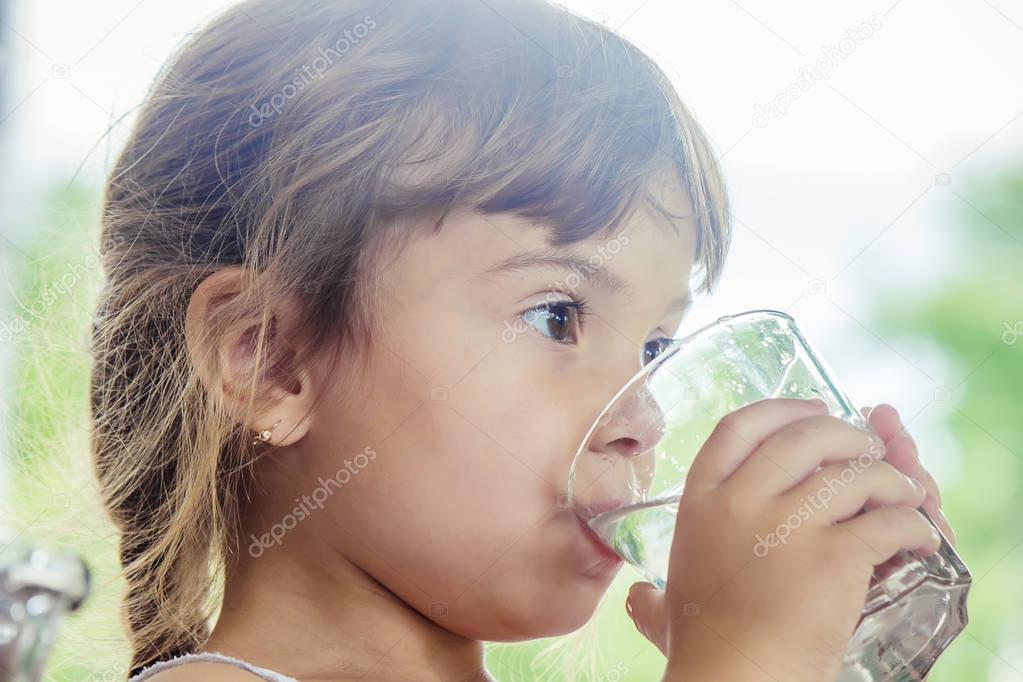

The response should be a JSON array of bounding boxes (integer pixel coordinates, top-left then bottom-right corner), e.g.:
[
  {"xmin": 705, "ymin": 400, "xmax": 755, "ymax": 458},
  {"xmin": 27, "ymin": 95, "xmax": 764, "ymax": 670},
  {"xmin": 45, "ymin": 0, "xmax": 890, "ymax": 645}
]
[{"xmin": 576, "ymin": 517, "xmax": 623, "ymax": 576}]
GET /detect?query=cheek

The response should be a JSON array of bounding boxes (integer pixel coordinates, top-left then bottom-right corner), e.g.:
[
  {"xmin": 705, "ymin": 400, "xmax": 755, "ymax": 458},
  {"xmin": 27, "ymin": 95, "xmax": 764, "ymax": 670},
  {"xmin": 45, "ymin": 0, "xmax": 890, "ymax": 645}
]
[
  {"xmin": 323, "ymin": 399, "xmax": 552, "ymax": 587},
  {"xmin": 319, "ymin": 369, "xmax": 611, "ymax": 637},
  {"xmin": 451, "ymin": 341, "xmax": 588, "ymax": 485},
  {"xmin": 320, "ymin": 316, "xmax": 567, "ymax": 555},
  {"xmin": 314, "ymin": 321, "xmax": 615, "ymax": 638}
]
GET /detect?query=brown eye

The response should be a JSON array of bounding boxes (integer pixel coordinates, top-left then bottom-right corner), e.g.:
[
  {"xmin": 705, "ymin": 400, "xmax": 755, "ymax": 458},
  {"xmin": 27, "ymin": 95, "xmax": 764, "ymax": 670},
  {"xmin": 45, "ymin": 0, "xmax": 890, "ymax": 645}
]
[
  {"xmin": 522, "ymin": 301, "xmax": 586, "ymax": 345},
  {"xmin": 642, "ymin": 337, "xmax": 676, "ymax": 366}
]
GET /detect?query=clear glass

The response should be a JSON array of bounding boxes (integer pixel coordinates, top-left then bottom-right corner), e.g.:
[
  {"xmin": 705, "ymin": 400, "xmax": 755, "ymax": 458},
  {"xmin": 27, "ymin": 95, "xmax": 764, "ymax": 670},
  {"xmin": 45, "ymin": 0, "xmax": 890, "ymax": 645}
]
[
  {"xmin": 0, "ymin": 532, "xmax": 91, "ymax": 682},
  {"xmin": 567, "ymin": 309, "xmax": 971, "ymax": 680}
]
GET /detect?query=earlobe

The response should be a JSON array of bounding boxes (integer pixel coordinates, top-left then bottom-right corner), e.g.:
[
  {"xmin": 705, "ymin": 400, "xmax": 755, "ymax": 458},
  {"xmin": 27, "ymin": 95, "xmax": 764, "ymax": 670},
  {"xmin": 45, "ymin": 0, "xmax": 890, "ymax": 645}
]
[
  {"xmin": 246, "ymin": 362, "xmax": 316, "ymax": 447},
  {"xmin": 252, "ymin": 418, "xmax": 283, "ymax": 445}
]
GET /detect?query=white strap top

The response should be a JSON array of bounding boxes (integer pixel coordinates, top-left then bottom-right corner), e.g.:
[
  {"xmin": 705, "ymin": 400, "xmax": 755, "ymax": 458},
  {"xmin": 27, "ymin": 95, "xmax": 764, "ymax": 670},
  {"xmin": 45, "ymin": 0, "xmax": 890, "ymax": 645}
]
[{"xmin": 126, "ymin": 651, "xmax": 298, "ymax": 681}]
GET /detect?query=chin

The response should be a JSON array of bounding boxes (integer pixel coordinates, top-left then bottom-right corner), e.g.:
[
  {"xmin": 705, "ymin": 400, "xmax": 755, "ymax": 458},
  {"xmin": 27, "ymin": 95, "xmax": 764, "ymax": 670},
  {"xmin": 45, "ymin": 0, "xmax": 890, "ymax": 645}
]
[
  {"xmin": 552, "ymin": 572, "xmax": 621, "ymax": 634},
  {"xmin": 480, "ymin": 571, "xmax": 621, "ymax": 642}
]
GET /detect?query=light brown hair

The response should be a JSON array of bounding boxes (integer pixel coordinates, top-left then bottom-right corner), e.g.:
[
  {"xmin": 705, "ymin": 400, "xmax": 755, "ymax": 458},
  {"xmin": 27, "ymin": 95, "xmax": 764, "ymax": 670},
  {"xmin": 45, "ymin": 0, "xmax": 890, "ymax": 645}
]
[{"xmin": 89, "ymin": 0, "xmax": 732, "ymax": 676}]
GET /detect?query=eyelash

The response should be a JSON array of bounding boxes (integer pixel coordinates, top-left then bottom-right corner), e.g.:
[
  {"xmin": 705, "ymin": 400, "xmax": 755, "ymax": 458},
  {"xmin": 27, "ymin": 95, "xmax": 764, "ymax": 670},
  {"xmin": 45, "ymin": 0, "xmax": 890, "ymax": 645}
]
[
  {"xmin": 520, "ymin": 296, "xmax": 592, "ymax": 345},
  {"xmin": 520, "ymin": 295, "xmax": 677, "ymax": 366}
]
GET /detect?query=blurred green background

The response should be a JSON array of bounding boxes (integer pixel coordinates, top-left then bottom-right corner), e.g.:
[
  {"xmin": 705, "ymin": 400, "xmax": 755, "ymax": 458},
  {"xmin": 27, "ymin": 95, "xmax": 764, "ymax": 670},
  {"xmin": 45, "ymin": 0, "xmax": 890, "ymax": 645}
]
[{"xmin": 2, "ymin": 161, "xmax": 1019, "ymax": 680}]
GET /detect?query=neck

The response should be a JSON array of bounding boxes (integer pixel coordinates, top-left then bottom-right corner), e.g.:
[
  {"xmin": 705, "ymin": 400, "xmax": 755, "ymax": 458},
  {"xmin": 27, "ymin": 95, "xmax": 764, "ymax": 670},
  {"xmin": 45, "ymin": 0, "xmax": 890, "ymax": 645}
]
[{"xmin": 202, "ymin": 538, "xmax": 492, "ymax": 681}]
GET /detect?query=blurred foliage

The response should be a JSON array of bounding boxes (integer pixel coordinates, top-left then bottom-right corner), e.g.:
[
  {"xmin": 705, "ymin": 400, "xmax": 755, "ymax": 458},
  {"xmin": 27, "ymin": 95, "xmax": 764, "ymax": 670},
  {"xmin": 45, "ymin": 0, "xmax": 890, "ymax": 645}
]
[
  {"xmin": 867, "ymin": 169, "xmax": 1023, "ymax": 682},
  {"xmin": 1, "ymin": 164, "xmax": 1020, "ymax": 680},
  {"xmin": 1, "ymin": 181, "xmax": 131, "ymax": 681}
]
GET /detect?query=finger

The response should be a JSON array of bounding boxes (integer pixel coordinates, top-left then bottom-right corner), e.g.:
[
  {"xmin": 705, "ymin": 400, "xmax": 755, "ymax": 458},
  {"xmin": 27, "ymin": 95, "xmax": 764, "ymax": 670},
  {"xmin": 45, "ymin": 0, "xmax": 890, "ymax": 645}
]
[
  {"xmin": 627, "ymin": 581, "xmax": 668, "ymax": 656},
  {"xmin": 866, "ymin": 403, "xmax": 903, "ymax": 444},
  {"xmin": 835, "ymin": 505, "xmax": 942, "ymax": 566},
  {"xmin": 883, "ymin": 432, "xmax": 941, "ymax": 507},
  {"xmin": 728, "ymin": 415, "xmax": 883, "ymax": 496},
  {"xmin": 879, "ymin": 433, "xmax": 957, "ymax": 546},
  {"xmin": 685, "ymin": 398, "xmax": 829, "ymax": 492},
  {"xmin": 863, "ymin": 404, "xmax": 941, "ymax": 507},
  {"xmin": 783, "ymin": 459, "xmax": 926, "ymax": 525}
]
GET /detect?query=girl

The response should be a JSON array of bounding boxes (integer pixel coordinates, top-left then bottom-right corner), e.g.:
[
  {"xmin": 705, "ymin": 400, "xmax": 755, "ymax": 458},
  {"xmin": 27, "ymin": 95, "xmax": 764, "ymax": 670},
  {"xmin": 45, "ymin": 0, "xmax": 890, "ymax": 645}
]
[{"xmin": 89, "ymin": 0, "xmax": 956, "ymax": 680}]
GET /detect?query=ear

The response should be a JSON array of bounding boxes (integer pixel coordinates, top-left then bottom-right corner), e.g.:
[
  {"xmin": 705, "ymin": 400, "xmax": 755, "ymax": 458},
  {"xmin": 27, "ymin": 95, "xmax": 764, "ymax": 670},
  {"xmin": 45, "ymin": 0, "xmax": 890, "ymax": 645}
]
[{"xmin": 184, "ymin": 265, "xmax": 314, "ymax": 447}]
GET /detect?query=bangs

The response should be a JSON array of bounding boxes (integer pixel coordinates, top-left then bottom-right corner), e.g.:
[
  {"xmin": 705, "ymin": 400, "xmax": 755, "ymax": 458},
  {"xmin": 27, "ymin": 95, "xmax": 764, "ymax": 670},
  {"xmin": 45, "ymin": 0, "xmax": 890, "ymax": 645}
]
[
  {"xmin": 394, "ymin": 16, "xmax": 729, "ymax": 294},
  {"xmin": 257, "ymin": 0, "xmax": 728, "ymax": 294},
  {"xmin": 264, "ymin": 0, "xmax": 731, "ymax": 295}
]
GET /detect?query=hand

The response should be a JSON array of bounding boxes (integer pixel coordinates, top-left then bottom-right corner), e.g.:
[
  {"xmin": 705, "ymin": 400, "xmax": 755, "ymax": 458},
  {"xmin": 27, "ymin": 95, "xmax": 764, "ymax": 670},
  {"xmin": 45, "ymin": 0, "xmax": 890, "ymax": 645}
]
[{"xmin": 625, "ymin": 398, "xmax": 942, "ymax": 682}]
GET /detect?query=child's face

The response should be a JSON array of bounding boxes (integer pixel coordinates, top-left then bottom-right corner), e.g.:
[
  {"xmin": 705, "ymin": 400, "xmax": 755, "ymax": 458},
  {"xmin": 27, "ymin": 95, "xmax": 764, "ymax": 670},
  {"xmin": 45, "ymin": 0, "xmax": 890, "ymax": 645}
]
[{"xmin": 304, "ymin": 172, "xmax": 697, "ymax": 641}]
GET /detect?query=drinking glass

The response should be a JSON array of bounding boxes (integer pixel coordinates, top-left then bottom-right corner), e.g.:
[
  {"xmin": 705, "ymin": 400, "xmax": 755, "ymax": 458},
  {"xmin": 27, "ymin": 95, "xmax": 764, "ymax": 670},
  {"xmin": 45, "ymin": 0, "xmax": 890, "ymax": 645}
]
[
  {"xmin": 567, "ymin": 309, "xmax": 970, "ymax": 680},
  {"xmin": 0, "ymin": 532, "xmax": 91, "ymax": 682}
]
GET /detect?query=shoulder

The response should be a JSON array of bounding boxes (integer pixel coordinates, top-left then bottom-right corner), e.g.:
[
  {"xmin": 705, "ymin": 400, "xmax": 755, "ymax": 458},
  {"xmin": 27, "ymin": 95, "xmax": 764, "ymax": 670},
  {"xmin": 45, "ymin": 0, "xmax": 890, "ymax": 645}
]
[{"xmin": 140, "ymin": 662, "xmax": 269, "ymax": 681}]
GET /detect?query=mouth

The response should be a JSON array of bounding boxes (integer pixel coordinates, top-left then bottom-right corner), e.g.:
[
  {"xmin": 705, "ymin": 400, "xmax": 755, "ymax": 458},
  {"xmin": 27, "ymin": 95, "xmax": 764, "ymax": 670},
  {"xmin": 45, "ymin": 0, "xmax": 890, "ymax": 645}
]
[
  {"xmin": 577, "ymin": 516, "xmax": 621, "ymax": 558},
  {"xmin": 575, "ymin": 513, "xmax": 624, "ymax": 577},
  {"xmin": 577, "ymin": 497, "xmax": 627, "ymax": 522},
  {"xmin": 565, "ymin": 494, "xmax": 629, "ymax": 576}
]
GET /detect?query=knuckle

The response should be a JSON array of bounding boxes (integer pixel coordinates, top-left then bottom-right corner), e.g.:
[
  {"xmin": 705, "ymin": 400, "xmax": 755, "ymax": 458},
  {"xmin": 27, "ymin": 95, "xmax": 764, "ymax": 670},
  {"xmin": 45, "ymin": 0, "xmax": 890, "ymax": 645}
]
[
  {"xmin": 878, "ymin": 504, "xmax": 909, "ymax": 524},
  {"xmin": 802, "ymin": 415, "xmax": 872, "ymax": 445},
  {"xmin": 820, "ymin": 413, "xmax": 859, "ymax": 432},
  {"xmin": 872, "ymin": 460, "xmax": 898, "ymax": 478},
  {"xmin": 875, "ymin": 461, "xmax": 913, "ymax": 489},
  {"xmin": 782, "ymin": 417, "xmax": 817, "ymax": 441},
  {"xmin": 821, "ymin": 459, "xmax": 861, "ymax": 487},
  {"xmin": 716, "ymin": 411, "xmax": 740, "ymax": 433},
  {"xmin": 813, "ymin": 461, "xmax": 843, "ymax": 482},
  {"xmin": 887, "ymin": 504, "xmax": 928, "ymax": 531},
  {"xmin": 710, "ymin": 418, "xmax": 745, "ymax": 451}
]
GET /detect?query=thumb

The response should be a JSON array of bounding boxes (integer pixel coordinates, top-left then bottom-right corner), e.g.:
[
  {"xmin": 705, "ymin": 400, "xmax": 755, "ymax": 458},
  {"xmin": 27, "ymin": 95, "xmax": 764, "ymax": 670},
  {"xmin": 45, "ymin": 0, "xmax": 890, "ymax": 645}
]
[{"xmin": 626, "ymin": 581, "xmax": 669, "ymax": 656}]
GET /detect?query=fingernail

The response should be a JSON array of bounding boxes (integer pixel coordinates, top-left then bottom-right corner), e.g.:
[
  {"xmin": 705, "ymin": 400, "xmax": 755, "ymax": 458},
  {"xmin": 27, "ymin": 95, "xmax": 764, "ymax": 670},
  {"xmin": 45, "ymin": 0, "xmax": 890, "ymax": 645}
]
[
  {"xmin": 625, "ymin": 598, "xmax": 634, "ymax": 617},
  {"xmin": 809, "ymin": 398, "xmax": 827, "ymax": 409}
]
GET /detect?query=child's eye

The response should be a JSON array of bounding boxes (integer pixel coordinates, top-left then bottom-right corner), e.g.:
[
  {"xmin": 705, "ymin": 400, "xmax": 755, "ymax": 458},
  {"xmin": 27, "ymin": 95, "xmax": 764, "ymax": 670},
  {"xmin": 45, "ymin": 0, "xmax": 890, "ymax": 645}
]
[
  {"xmin": 521, "ymin": 298, "xmax": 589, "ymax": 345},
  {"xmin": 642, "ymin": 337, "xmax": 677, "ymax": 367}
]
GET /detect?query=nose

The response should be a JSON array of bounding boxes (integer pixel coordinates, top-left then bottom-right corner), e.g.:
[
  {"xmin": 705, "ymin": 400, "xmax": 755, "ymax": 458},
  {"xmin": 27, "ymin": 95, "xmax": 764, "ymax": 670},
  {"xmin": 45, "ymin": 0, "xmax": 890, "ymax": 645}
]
[
  {"xmin": 572, "ymin": 382, "xmax": 667, "ymax": 517},
  {"xmin": 587, "ymin": 383, "xmax": 666, "ymax": 459}
]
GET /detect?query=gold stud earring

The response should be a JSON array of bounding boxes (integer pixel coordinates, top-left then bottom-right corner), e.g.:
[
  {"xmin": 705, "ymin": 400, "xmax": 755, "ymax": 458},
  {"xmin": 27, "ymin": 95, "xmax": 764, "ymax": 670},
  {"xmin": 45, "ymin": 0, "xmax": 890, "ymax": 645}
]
[{"xmin": 252, "ymin": 418, "xmax": 283, "ymax": 445}]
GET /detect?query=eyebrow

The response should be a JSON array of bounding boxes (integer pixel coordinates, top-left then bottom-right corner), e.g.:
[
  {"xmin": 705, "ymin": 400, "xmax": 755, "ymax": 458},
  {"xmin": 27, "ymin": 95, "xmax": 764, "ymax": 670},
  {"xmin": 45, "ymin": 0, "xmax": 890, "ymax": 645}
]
[{"xmin": 480, "ymin": 247, "xmax": 693, "ymax": 316}]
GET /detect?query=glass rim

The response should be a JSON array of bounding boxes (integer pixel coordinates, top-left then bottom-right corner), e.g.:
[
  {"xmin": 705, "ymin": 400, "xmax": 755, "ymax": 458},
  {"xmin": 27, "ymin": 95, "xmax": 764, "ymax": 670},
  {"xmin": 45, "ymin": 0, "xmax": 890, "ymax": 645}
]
[{"xmin": 672, "ymin": 307, "xmax": 796, "ymax": 348}]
